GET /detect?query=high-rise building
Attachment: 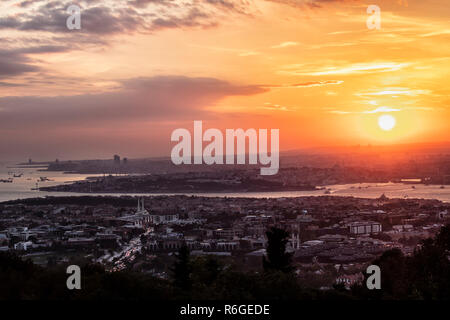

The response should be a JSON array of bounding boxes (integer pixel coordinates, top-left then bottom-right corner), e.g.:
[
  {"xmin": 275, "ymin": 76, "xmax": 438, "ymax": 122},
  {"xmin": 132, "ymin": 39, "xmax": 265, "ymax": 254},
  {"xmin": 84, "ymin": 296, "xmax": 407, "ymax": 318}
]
[{"xmin": 113, "ymin": 154, "xmax": 120, "ymax": 165}]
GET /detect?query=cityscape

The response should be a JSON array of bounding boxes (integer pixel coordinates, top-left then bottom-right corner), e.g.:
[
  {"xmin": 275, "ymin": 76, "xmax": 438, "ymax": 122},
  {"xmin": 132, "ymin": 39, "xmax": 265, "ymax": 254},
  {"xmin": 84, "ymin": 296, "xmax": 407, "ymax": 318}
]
[
  {"xmin": 0, "ymin": 0, "xmax": 450, "ymax": 312},
  {"xmin": 2, "ymin": 193, "xmax": 449, "ymax": 284},
  {"xmin": 1, "ymin": 152, "xmax": 450, "ymax": 301}
]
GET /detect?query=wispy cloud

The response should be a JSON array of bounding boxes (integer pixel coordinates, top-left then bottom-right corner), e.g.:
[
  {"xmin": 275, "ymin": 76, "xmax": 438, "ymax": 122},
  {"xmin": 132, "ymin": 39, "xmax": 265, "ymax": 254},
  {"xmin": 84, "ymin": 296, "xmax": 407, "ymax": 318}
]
[
  {"xmin": 356, "ymin": 88, "xmax": 432, "ymax": 97},
  {"xmin": 281, "ymin": 62, "xmax": 411, "ymax": 76},
  {"xmin": 329, "ymin": 106, "xmax": 401, "ymax": 115},
  {"xmin": 420, "ymin": 30, "xmax": 450, "ymax": 37},
  {"xmin": 363, "ymin": 107, "xmax": 401, "ymax": 114},
  {"xmin": 264, "ymin": 80, "xmax": 343, "ymax": 88},
  {"xmin": 238, "ymin": 51, "xmax": 261, "ymax": 57},
  {"xmin": 271, "ymin": 41, "xmax": 299, "ymax": 49},
  {"xmin": 262, "ymin": 103, "xmax": 294, "ymax": 112}
]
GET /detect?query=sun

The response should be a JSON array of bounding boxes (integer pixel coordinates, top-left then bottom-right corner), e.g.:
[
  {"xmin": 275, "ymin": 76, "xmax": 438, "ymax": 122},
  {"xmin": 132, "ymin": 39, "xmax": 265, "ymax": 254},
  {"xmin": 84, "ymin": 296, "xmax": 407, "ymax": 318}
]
[{"xmin": 378, "ymin": 114, "xmax": 396, "ymax": 131}]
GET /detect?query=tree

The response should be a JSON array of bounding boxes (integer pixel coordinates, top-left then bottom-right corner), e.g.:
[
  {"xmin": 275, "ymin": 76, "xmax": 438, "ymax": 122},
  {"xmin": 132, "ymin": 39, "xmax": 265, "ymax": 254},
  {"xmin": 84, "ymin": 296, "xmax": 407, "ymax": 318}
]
[
  {"xmin": 171, "ymin": 244, "xmax": 192, "ymax": 291},
  {"xmin": 435, "ymin": 224, "xmax": 450, "ymax": 250},
  {"xmin": 368, "ymin": 248, "xmax": 409, "ymax": 299},
  {"xmin": 191, "ymin": 256, "xmax": 222, "ymax": 286},
  {"xmin": 263, "ymin": 227, "xmax": 293, "ymax": 273},
  {"xmin": 408, "ymin": 226, "xmax": 450, "ymax": 300},
  {"xmin": 352, "ymin": 224, "xmax": 450, "ymax": 300}
]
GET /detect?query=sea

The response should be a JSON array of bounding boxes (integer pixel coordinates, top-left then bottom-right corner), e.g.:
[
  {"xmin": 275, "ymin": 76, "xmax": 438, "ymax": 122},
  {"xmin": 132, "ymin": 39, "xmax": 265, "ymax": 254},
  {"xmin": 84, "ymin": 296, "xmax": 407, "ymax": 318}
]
[{"xmin": 0, "ymin": 162, "xmax": 449, "ymax": 203}]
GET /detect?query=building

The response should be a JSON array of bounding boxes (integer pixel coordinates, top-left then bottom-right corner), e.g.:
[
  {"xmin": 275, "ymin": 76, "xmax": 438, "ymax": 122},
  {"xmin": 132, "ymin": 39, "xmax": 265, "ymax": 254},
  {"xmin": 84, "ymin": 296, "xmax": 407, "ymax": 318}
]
[
  {"xmin": 214, "ymin": 228, "xmax": 235, "ymax": 239},
  {"xmin": 113, "ymin": 154, "xmax": 121, "ymax": 165},
  {"xmin": 335, "ymin": 273, "xmax": 364, "ymax": 289},
  {"xmin": 149, "ymin": 213, "xmax": 179, "ymax": 225},
  {"xmin": 14, "ymin": 241, "xmax": 33, "ymax": 251},
  {"xmin": 118, "ymin": 198, "xmax": 151, "ymax": 228},
  {"xmin": 348, "ymin": 221, "xmax": 382, "ymax": 235},
  {"xmin": 216, "ymin": 241, "xmax": 239, "ymax": 251}
]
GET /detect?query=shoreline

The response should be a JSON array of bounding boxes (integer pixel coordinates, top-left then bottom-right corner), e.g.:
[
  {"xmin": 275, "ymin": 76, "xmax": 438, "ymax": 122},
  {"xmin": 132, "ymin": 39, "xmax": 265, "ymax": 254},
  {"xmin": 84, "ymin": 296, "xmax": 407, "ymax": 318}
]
[
  {"xmin": 2, "ymin": 188, "xmax": 449, "ymax": 204},
  {"xmin": 2, "ymin": 193, "xmax": 446, "ymax": 206}
]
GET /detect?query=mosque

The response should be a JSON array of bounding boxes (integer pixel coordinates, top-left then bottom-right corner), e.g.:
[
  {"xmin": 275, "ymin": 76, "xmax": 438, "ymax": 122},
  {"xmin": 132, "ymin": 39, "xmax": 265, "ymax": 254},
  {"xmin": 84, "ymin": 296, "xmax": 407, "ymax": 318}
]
[
  {"xmin": 118, "ymin": 198, "xmax": 179, "ymax": 228},
  {"xmin": 118, "ymin": 198, "xmax": 151, "ymax": 228}
]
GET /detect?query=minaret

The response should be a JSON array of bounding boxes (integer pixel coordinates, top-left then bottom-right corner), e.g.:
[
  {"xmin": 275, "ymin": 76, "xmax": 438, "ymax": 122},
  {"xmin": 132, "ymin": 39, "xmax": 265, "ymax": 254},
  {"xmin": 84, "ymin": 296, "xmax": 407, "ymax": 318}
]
[
  {"xmin": 291, "ymin": 232, "xmax": 296, "ymax": 250},
  {"xmin": 137, "ymin": 198, "xmax": 141, "ymax": 211}
]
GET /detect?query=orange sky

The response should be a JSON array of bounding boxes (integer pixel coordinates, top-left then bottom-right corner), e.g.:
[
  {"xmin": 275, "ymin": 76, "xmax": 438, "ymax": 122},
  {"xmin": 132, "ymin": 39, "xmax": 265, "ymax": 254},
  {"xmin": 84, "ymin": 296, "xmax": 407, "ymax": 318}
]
[{"xmin": 0, "ymin": 0, "xmax": 449, "ymax": 160}]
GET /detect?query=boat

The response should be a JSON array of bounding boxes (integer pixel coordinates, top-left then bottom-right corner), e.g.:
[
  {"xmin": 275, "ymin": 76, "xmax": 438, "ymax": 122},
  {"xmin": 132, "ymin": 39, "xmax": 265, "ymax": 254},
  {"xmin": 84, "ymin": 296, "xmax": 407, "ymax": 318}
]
[
  {"xmin": 0, "ymin": 178, "xmax": 13, "ymax": 183},
  {"xmin": 13, "ymin": 173, "xmax": 23, "ymax": 178}
]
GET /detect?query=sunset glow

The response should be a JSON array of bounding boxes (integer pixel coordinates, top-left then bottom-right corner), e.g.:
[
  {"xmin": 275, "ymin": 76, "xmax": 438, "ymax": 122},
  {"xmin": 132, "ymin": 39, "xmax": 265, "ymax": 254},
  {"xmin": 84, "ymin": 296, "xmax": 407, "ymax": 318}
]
[{"xmin": 0, "ymin": 0, "xmax": 449, "ymax": 160}]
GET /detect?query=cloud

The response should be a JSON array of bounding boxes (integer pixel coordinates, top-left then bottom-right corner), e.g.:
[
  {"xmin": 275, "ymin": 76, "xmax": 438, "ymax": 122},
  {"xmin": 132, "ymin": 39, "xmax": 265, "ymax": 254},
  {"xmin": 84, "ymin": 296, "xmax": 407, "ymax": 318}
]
[
  {"xmin": 420, "ymin": 30, "xmax": 450, "ymax": 37},
  {"xmin": 0, "ymin": 0, "xmax": 256, "ymax": 87},
  {"xmin": 0, "ymin": 58, "xmax": 37, "ymax": 77},
  {"xmin": 0, "ymin": 75, "xmax": 267, "ymax": 129},
  {"xmin": 128, "ymin": 0, "xmax": 171, "ymax": 9},
  {"xmin": 0, "ymin": 82, "xmax": 23, "ymax": 87},
  {"xmin": 287, "ymin": 80, "xmax": 343, "ymax": 87},
  {"xmin": 263, "ymin": 0, "xmax": 352, "ymax": 9},
  {"xmin": 363, "ymin": 106, "xmax": 401, "ymax": 114},
  {"xmin": 264, "ymin": 80, "xmax": 343, "ymax": 88},
  {"xmin": 0, "ymin": 75, "xmax": 267, "ymax": 159},
  {"xmin": 238, "ymin": 51, "xmax": 261, "ymax": 56},
  {"xmin": 128, "ymin": 0, "xmax": 251, "ymax": 13},
  {"xmin": 150, "ymin": 7, "xmax": 219, "ymax": 31},
  {"xmin": 271, "ymin": 41, "xmax": 299, "ymax": 49},
  {"xmin": 1, "ymin": 0, "xmax": 252, "ymax": 35},
  {"xmin": 356, "ymin": 88, "xmax": 432, "ymax": 96},
  {"xmin": 329, "ymin": 106, "xmax": 401, "ymax": 114},
  {"xmin": 281, "ymin": 62, "xmax": 411, "ymax": 76},
  {"xmin": 0, "ymin": 4, "xmax": 144, "ymax": 35},
  {"xmin": 261, "ymin": 102, "xmax": 297, "ymax": 111},
  {"xmin": 0, "ymin": 45, "xmax": 70, "ymax": 78}
]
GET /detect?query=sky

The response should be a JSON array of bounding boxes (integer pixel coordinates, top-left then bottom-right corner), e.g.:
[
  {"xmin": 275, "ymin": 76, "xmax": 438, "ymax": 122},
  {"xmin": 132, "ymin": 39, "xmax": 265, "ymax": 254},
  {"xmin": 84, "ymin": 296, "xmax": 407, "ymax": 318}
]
[{"xmin": 0, "ymin": 0, "xmax": 449, "ymax": 161}]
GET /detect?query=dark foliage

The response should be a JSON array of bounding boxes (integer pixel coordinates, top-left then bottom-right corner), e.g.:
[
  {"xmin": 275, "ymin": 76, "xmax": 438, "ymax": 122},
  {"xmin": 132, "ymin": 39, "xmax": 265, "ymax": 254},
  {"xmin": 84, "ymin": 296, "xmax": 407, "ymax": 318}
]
[
  {"xmin": 353, "ymin": 224, "xmax": 450, "ymax": 300},
  {"xmin": 171, "ymin": 244, "xmax": 192, "ymax": 292},
  {"xmin": 263, "ymin": 227, "xmax": 294, "ymax": 273},
  {"xmin": 1, "ymin": 224, "xmax": 450, "ymax": 300}
]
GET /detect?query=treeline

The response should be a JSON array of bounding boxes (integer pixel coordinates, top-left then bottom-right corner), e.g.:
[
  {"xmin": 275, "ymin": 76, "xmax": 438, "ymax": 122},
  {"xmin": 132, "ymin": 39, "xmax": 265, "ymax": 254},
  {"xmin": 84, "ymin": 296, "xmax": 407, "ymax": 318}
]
[
  {"xmin": 1, "ymin": 225, "xmax": 450, "ymax": 300},
  {"xmin": 1, "ymin": 196, "xmax": 139, "ymax": 207},
  {"xmin": 352, "ymin": 224, "xmax": 450, "ymax": 299}
]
